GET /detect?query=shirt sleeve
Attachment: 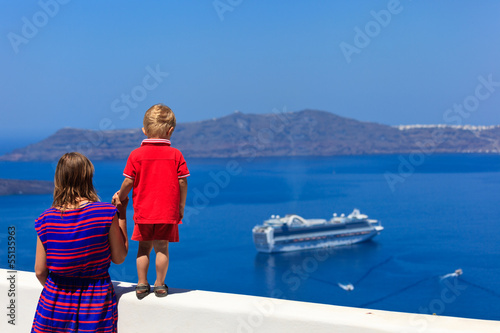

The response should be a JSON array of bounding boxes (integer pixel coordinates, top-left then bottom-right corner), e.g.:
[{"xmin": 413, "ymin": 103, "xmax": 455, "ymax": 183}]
[
  {"xmin": 123, "ymin": 154, "xmax": 136, "ymax": 179},
  {"xmin": 35, "ymin": 214, "xmax": 48, "ymax": 250},
  {"xmin": 177, "ymin": 152, "xmax": 190, "ymax": 178},
  {"xmin": 106, "ymin": 205, "xmax": 119, "ymax": 227}
]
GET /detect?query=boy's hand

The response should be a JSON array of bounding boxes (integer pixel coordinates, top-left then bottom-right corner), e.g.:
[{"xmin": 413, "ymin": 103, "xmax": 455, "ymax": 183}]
[
  {"xmin": 113, "ymin": 191, "xmax": 129, "ymax": 218},
  {"xmin": 112, "ymin": 192, "xmax": 120, "ymax": 206},
  {"xmin": 113, "ymin": 192, "xmax": 129, "ymax": 208}
]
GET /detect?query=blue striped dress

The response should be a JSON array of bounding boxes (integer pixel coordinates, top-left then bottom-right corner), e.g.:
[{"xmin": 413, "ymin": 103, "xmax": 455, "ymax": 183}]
[{"xmin": 32, "ymin": 202, "xmax": 118, "ymax": 333}]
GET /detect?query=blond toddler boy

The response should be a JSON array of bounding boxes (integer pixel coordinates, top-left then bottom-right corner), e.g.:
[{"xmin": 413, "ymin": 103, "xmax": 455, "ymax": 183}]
[{"xmin": 117, "ymin": 104, "xmax": 189, "ymax": 298}]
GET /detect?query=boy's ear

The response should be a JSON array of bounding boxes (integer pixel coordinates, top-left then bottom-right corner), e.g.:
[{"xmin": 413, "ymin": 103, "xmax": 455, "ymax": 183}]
[
  {"xmin": 167, "ymin": 127, "xmax": 174, "ymax": 137},
  {"xmin": 142, "ymin": 127, "xmax": 146, "ymax": 136}
]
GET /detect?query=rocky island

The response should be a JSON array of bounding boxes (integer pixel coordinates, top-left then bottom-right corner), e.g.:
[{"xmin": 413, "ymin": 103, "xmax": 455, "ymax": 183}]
[
  {"xmin": 1, "ymin": 109, "xmax": 499, "ymax": 162},
  {"xmin": 0, "ymin": 178, "xmax": 54, "ymax": 196}
]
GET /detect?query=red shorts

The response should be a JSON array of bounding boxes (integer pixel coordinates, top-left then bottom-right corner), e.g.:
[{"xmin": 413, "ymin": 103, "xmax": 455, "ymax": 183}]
[{"xmin": 131, "ymin": 223, "xmax": 179, "ymax": 242}]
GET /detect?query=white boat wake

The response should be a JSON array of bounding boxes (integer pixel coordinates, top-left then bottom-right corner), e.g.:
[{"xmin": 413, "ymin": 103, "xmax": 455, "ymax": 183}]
[
  {"xmin": 338, "ymin": 283, "xmax": 354, "ymax": 291},
  {"xmin": 440, "ymin": 268, "xmax": 463, "ymax": 280}
]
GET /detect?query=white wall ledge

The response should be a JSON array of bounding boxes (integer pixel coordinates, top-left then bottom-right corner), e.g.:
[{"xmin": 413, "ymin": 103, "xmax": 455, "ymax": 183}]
[{"xmin": 1, "ymin": 269, "xmax": 498, "ymax": 333}]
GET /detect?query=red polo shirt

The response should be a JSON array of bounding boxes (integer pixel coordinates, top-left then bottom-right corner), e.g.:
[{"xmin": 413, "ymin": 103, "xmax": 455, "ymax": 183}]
[{"xmin": 123, "ymin": 139, "xmax": 190, "ymax": 224}]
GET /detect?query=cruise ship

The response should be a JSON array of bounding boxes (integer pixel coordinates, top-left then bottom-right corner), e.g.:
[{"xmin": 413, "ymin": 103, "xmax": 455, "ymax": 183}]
[{"xmin": 252, "ymin": 209, "xmax": 383, "ymax": 253}]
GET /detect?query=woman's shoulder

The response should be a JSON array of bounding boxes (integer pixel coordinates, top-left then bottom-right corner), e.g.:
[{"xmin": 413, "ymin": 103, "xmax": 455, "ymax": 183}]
[
  {"xmin": 36, "ymin": 207, "xmax": 58, "ymax": 219},
  {"xmin": 87, "ymin": 202, "xmax": 118, "ymax": 216},
  {"xmin": 35, "ymin": 207, "xmax": 59, "ymax": 231},
  {"xmin": 86, "ymin": 201, "xmax": 117, "ymax": 211},
  {"xmin": 81, "ymin": 202, "xmax": 117, "ymax": 222}
]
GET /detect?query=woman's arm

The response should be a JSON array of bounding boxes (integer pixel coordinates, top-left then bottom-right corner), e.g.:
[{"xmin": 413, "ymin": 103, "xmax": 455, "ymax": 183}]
[
  {"xmin": 34, "ymin": 236, "xmax": 48, "ymax": 286},
  {"xmin": 109, "ymin": 195, "xmax": 129, "ymax": 264}
]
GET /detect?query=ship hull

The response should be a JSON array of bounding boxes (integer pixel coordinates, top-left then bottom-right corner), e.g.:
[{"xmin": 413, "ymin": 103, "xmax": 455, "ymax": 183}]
[{"xmin": 253, "ymin": 226, "xmax": 381, "ymax": 253}]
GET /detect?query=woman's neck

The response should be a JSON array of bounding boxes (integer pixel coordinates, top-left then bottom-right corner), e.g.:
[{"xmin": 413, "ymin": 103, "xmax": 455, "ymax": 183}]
[{"xmin": 58, "ymin": 198, "xmax": 91, "ymax": 210}]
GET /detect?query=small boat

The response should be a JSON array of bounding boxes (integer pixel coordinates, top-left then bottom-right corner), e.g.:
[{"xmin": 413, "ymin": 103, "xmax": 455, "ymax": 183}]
[{"xmin": 252, "ymin": 209, "xmax": 383, "ymax": 253}]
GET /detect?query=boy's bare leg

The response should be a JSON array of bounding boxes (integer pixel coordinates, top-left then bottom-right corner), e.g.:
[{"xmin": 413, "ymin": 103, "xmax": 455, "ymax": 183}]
[
  {"xmin": 153, "ymin": 240, "xmax": 169, "ymax": 292},
  {"xmin": 137, "ymin": 241, "xmax": 153, "ymax": 292}
]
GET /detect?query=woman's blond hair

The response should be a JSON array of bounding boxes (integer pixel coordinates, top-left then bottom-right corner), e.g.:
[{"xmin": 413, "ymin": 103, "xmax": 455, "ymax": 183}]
[
  {"xmin": 52, "ymin": 152, "xmax": 99, "ymax": 210},
  {"xmin": 143, "ymin": 104, "xmax": 176, "ymax": 138}
]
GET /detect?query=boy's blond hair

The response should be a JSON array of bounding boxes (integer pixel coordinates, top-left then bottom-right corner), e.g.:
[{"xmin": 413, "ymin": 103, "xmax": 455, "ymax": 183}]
[{"xmin": 143, "ymin": 104, "xmax": 176, "ymax": 138}]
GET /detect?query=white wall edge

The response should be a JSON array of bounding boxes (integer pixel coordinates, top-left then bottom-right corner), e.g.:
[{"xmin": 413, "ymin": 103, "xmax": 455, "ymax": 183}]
[{"xmin": 1, "ymin": 269, "xmax": 498, "ymax": 333}]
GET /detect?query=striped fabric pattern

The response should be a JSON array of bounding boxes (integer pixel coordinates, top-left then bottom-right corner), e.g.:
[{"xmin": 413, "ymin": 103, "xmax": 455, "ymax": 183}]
[{"xmin": 32, "ymin": 202, "xmax": 118, "ymax": 333}]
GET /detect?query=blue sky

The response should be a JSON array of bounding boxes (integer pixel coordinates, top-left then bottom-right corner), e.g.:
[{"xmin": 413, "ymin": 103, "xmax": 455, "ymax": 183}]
[{"xmin": 1, "ymin": 1, "xmax": 500, "ymax": 151}]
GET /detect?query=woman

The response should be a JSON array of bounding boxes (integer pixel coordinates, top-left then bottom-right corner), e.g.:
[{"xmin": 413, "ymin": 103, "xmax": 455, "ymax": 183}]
[{"xmin": 32, "ymin": 152, "xmax": 128, "ymax": 333}]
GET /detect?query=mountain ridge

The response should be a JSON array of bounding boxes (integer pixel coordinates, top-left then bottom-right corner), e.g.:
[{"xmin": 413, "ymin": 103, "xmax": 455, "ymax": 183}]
[{"xmin": 1, "ymin": 109, "xmax": 499, "ymax": 162}]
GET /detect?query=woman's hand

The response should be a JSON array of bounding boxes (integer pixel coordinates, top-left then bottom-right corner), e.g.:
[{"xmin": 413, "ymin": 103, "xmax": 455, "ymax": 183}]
[
  {"xmin": 112, "ymin": 192, "xmax": 129, "ymax": 216},
  {"xmin": 109, "ymin": 191, "xmax": 129, "ymax": 264}
]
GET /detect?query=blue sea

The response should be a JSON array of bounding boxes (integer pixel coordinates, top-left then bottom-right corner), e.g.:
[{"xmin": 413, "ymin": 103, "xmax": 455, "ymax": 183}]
[{"xmin": 1, "ymin": 154, "xmax": 499, "ymax": 321}]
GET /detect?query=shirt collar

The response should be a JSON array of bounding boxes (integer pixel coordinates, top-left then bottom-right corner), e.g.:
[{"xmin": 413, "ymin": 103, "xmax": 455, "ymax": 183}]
[{"xmin": 141, "ymin": 138, "xmax": 171, "ymax": 146}]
